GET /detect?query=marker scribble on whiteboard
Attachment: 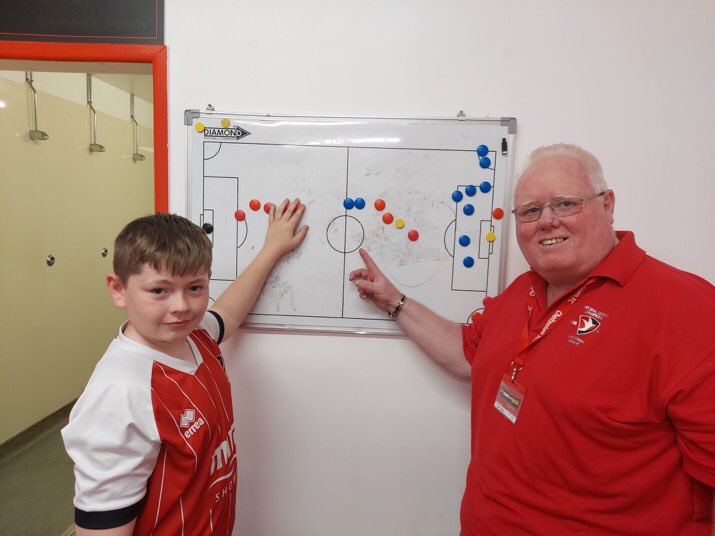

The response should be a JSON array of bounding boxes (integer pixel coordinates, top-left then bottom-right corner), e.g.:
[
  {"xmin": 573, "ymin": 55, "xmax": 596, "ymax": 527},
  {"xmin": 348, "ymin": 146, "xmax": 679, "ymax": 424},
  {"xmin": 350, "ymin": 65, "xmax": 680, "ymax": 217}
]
[{"xmin": 265, "ymin": 272, "xmax": 296, "ymax": 312}]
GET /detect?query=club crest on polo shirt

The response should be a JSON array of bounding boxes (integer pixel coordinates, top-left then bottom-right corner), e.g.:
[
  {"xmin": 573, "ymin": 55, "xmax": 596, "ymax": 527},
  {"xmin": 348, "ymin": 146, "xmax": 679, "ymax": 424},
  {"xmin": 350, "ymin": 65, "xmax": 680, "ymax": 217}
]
[
  {"xmin": 568, "ymin": 305, "xmax": 607, "ymax": 346},
  {"xmin": 577, "ymin": 315, "xmax": 600, "ymax": 335},
  {"xmin": 180, "ymin": 408, "xmax": 205, "ymax": 438}
]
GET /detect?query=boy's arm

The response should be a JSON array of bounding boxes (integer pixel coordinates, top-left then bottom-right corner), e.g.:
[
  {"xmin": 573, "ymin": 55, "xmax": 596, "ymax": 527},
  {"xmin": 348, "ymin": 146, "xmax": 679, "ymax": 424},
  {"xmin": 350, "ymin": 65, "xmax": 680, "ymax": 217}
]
[
  {"xmin": 211, "ymin": 198, "xmax": 308, "ymax": 341},
  {"xmin": 75, "ymin": 520, "xmax": 136, "ymax": 535},
  {"xmin": 62, "ymin": 368, "xmax": 161, "ymax": 536}
]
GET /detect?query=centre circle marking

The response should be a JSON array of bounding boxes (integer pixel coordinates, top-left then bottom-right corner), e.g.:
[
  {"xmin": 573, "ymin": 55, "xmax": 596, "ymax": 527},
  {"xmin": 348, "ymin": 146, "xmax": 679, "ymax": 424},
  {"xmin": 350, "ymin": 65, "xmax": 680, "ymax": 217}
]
[{"xmin": 326, "ymin": 215, "xmax": 365, "ymax": 254}]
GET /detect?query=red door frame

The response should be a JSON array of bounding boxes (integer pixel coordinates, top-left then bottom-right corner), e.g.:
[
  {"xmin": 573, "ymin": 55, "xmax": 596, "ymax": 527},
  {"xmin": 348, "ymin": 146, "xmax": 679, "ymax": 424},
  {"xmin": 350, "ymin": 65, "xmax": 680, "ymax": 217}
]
[{"xmin": 0, "ymin": 41, "xmax": 169, "ymax": 213}]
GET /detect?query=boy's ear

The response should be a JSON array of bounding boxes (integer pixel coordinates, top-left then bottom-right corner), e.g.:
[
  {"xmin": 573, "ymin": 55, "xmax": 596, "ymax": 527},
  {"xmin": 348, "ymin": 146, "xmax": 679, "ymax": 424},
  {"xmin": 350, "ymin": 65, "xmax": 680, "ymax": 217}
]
[{"xmin": 106, "ymin": 273, "xmax": 128, "ymax": 309}]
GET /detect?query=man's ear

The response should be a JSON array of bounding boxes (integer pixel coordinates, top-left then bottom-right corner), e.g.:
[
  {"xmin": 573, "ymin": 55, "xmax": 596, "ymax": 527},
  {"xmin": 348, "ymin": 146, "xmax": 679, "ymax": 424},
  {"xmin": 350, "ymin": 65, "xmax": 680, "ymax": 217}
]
[
  {"xmin": 106, "ymin": 273, "xmax": 128, "ymax": 309},
  {"xmin": 603, "ymin": 189, "xmax": 616, "ymax": 223}
]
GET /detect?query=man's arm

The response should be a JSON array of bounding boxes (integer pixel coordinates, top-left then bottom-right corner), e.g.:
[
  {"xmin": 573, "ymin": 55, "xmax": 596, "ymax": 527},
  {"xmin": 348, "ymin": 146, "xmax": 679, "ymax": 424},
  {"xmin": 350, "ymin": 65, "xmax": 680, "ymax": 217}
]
[
  {"xmin": 75, "ymin": 520, "xmax": 136, "ymax": 536},
  {"xmin": 349, "ymin": 248, "xmax": 470, "ymax": 378},
  {"xmin": 211, "ymin": 198, "xmax": 308, "ymax": 341}
]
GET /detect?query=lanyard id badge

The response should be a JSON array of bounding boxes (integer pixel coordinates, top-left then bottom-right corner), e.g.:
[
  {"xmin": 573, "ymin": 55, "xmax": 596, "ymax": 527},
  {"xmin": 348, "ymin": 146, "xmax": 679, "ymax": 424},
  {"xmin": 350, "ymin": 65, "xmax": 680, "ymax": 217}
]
[
  {"xmin": 494, "ymin": 373, "xmax": 526, "ymax": 424},
  {"xmin": 493, "ymin": 279, "xmax": 596, "ymax": 424}
]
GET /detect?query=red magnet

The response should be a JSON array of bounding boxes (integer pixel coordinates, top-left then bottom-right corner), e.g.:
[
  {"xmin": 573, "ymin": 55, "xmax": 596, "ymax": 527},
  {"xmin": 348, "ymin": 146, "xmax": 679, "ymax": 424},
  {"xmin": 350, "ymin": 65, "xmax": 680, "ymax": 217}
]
[
  {"xmin": 483, "ymin": 296, "xmax": 493, "ymax": 307},
  {"xmin": 249, "ymin": 199, "xmax": 261, "ymax": 211},
  {"xmin": 492, "ymin": 207, "xmax": 504, "ymax": 220},
  {"xmin": 374, "ymin": 198, "xmax": 386, "ymax": 211},
  {"xmin": 382, "ymin": 212, "xmax": 394, "ymax": 224},
  {"xmin": 263, "ymin": 202, "xmax": 274, "ymax": 214},
  {"xmin": 470, "ymin": 311, "xmax": 483, "ymax": 323},
  {"xmin": 407, "ymin": 229, "xmax": 419, "ymax": 241},
  {"xmin": 234, "ymin": 210, "xmax": 246, "ymax": 222}
]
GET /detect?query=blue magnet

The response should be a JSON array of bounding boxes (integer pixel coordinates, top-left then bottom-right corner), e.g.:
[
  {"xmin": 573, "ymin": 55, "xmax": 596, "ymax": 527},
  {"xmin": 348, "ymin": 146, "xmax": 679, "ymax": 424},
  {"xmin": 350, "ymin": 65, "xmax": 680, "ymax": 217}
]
[
  {"xmin": 343, "ymin": 197, "xmax": 355, "ymax": 209},
  {"xmin": 476, "ymin": 145, "xmax": 489, "ymax": 157},
  {"xmin": 465, "ymin": 185, "xmax": 477, "ymax": 197},
  {"xmin": 354, "ymin": 197, "xmax": 365, "ymax": 209},
  {"xmin": 463, "ymin": 203, "xmax": 475, "ymax": 216},
  {"xmin": 479, "ymin": 181, "xmax": 492, "ymax": 193},
  {"xmin": 459, "ymin": 234, "xmax": 471, "ymax": 247},
  {"xmin": 452, "ymin": 190, "xmax": 463, "ymax": 203},
  {"xmin": 479, "ymin": 156, "xmax": 491, "ymax": 169},
  {"xmin": 463, "ymin": 256, "xmax": 475, "ymax": 268}
]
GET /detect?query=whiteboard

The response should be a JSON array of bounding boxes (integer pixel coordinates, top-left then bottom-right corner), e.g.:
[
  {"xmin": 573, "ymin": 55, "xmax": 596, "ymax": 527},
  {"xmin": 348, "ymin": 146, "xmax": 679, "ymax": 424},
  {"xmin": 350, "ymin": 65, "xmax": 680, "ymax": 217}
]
[{"xmin": 186, "ymin": 112, "xmax": 516, "ymax": 334}]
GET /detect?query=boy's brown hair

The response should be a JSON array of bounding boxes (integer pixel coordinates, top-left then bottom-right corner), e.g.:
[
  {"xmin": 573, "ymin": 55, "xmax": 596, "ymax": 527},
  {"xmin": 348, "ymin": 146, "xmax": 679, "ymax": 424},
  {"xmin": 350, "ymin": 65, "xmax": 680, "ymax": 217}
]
[{"xmin": 113, "ymin": 213, "xmax": 212, "ymax": 283}]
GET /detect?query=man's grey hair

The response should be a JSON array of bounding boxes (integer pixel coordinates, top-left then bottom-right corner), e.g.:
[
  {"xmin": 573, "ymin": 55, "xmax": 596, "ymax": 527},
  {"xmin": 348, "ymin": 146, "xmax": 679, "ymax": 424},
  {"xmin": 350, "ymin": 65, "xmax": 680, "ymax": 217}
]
[{"xmin": 517, "ymin": 144, "xmax": 608, "ymax": 193}]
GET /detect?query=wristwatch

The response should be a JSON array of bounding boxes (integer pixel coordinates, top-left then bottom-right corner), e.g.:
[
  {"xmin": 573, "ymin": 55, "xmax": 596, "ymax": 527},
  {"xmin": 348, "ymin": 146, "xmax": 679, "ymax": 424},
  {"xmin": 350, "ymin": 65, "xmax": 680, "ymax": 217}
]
[{"xmin": 387, "ymin": 294, "xmax": 406, "ymax": 318}]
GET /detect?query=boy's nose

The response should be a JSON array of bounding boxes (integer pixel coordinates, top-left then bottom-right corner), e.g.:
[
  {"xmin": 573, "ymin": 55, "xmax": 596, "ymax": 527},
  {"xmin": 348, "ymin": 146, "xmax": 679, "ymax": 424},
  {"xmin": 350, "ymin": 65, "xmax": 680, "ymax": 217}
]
[{"xmin": 170, "ymin": 293, "xmax": 190, "ymax": 312}]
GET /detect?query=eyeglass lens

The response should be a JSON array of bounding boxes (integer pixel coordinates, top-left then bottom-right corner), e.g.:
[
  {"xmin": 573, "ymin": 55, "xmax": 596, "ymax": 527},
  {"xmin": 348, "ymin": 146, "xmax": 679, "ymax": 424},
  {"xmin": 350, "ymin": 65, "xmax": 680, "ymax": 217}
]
[{"xmin": 515, "ymin": 197, "xmax": 583, "ymax": 222}]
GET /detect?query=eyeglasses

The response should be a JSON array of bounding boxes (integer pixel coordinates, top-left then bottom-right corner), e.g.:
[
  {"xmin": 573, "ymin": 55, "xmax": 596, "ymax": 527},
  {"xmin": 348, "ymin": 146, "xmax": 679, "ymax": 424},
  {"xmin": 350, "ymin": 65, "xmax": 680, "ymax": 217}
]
[{"xmin": 512, "ymin": 191, "xmax": 605, "ymax": 222}]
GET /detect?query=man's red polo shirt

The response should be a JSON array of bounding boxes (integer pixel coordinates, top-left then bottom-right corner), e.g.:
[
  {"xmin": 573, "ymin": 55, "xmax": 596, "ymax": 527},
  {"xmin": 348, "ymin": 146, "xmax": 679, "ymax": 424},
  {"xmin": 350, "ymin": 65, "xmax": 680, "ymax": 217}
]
[{"xmin": 461, "ymin": 231, "xmax": 715, "ymax": 535}]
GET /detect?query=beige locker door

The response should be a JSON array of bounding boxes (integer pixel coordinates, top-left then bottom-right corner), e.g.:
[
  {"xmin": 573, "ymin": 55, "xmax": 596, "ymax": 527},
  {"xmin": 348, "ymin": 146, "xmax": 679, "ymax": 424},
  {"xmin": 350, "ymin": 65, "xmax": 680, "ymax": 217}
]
[{"xmin": 0, "ymin": 72, "xmax": 154, "ymax": 443}]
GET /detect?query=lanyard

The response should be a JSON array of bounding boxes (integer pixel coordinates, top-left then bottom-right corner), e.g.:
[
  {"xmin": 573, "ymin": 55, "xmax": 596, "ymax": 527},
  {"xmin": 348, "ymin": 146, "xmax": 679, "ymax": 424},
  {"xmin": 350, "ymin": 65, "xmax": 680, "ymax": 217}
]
[{"xmin": 510, "ymin": 278, "xmax": 596, "ymax": 383}]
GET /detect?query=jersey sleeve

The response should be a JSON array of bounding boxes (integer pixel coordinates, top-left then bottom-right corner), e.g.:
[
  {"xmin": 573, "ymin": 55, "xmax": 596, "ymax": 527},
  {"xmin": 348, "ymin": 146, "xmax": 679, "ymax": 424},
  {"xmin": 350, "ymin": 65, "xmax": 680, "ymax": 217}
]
[
  {"xmin": 203, "ymin": 309, "xmax": 225, "ymax": 344},
  {"xmin": 666, "ymin": 354, "xmax": 715, "ymax": 488},
  {"xmin": 461, "ymin": 315, "xmax": 484, "ymax": 365},
  {"xmin": 61, "ymin": 359, "xmax": 161, "ymax": 528}
]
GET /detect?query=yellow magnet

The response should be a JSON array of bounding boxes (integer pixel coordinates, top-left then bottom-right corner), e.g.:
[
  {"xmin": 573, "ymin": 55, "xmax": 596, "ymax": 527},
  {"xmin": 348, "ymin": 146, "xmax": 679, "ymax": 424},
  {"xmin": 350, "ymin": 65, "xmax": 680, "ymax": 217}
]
[
  {"xmin": 395, "ymin": 218, "xmax": 405, "ymax": 229},
  {"xmin": 221, "ymin": 118, "xmax": 231, "ymax": 128},
  {"xmin": 195, "ymin": 122, "xmax": 205, "ymax": 133},
  {"xmin": 486, "ymin": 231, "xmax": 496, "ymax": 242}
]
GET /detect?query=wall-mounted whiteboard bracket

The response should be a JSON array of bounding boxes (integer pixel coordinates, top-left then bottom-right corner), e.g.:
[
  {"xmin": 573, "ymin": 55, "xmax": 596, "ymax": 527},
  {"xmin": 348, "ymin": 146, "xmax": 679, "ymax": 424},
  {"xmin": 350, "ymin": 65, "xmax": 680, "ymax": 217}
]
[
  {"xmin": 185, "ymin": 109, "xmax": 200, "ymax": 126},
  {"xmin": 500, "ymin": 117, "xmax": 517, "ymax": 134}
]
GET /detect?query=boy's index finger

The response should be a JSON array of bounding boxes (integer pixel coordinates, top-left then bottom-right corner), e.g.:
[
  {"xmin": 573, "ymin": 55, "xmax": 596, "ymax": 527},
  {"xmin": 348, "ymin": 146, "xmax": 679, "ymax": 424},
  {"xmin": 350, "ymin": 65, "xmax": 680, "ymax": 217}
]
[{"xmin": 276, "ymin": 198, "xmax": 289, "ymax": 219}]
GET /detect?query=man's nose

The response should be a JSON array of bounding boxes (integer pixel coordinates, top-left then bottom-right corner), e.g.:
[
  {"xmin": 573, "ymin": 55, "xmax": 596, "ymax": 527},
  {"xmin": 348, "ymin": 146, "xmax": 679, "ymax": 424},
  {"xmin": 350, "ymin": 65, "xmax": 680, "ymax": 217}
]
[{"xmin": 537, "ymin": 206, "xmax": 561, "ymax": 228}]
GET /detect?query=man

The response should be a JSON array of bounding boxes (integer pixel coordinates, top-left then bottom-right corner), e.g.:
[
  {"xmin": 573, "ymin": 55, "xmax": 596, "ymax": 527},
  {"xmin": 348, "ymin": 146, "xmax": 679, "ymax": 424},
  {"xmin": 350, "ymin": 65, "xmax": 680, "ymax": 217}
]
[{"xmin": 350, "ymin": 144, "xmax": 714, "ymax": 535}]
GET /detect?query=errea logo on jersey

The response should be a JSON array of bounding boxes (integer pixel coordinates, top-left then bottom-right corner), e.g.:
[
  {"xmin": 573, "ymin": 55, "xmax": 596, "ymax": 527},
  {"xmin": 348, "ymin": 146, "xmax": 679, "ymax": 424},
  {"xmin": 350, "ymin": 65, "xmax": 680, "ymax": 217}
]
[
  {"xmin": 180, "ymin": 409, "xmax": 195, "ymax": 428},
  {"xmin": 180, "ymin": 408, "xmax": 205, "ymax": 438}
]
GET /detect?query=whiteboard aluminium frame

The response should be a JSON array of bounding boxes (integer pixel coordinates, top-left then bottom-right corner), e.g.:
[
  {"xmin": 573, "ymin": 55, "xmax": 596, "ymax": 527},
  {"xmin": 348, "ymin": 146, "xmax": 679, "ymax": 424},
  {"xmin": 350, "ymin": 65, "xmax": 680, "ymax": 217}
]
[{"xmin": 185, "ymin": 110, "xmax": 517, "ymax": 336}]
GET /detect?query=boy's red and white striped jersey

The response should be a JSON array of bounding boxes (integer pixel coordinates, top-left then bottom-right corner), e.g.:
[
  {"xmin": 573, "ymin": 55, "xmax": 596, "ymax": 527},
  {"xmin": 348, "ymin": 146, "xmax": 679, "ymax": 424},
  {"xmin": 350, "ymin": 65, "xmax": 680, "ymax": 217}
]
[{"xmin": 62, "ymin": 311, "xmax": 237, "ymax": 535}]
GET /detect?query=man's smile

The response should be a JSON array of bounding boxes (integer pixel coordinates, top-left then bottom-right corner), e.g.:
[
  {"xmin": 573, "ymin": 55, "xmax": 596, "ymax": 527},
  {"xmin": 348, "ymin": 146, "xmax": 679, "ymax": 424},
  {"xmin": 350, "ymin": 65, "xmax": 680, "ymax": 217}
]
[{"xmin": 540, "ymin": 237, "xmax": 568, "ymax": 246}]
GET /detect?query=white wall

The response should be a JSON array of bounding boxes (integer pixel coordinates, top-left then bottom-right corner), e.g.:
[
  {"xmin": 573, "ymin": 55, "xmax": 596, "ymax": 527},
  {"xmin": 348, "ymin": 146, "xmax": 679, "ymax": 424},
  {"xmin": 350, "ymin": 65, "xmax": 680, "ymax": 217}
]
[{"xmin": 165, "ymin": 2, "xmax": 715, "ymax": 534}]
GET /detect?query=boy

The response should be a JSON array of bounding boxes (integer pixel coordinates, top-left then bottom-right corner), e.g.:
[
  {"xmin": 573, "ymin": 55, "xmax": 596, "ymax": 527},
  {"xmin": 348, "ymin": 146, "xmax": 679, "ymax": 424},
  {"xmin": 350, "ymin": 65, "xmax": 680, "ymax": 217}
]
[{"xmin": 62, "ymin": 199, "xmax": 308, "ymax": 535}]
